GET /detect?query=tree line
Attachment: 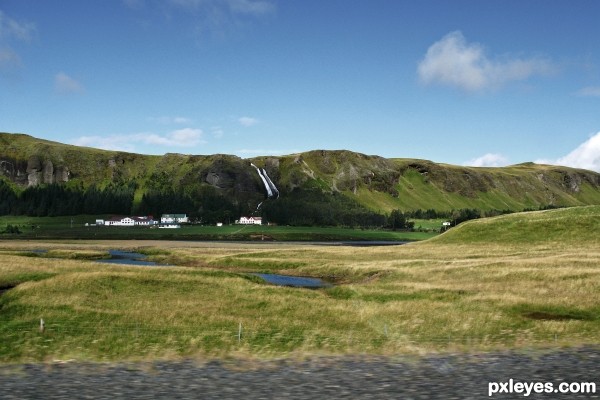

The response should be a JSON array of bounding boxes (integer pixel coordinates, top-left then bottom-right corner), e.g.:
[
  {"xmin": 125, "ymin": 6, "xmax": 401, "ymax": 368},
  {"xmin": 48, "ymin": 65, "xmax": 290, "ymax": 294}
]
[
  {"xmin": 0, "ymin": 180, "xmax": 135, "ymax": 217},
  {"xmin": 0, "ymin": 179, "xmax": 559, "ymax": 229}
]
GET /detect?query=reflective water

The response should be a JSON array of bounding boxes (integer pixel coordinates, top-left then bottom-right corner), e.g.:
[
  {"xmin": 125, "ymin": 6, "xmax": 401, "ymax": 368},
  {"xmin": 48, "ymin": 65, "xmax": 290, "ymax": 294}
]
[
  {"xmin": 96, "ymin": 250, "xmax": 164, "ymax": 266},
  {"xmin": 253, "ymin": 273, "xmax": 332, "ymax": 288}
]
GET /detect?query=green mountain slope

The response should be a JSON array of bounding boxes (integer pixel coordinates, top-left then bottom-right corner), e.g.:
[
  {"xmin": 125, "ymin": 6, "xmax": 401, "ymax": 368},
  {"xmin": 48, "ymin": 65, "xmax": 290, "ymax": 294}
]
[
  {"xmin": 429, "ymin": 205, "xmax": 600, "ymax": 245},
  {"xmin": 2, "ymin": 132, "xmax": 600, "ymax": 220}
]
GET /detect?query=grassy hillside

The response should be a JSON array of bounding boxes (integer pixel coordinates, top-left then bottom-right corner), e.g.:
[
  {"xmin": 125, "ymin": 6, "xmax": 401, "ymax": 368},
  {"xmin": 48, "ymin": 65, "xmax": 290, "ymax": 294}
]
[
  {"xmin": 2, "ymin": 132, "xmax": 600, "ymax": 221},
  {"xmin": 432, "ymin": 205, "xmax": 600, "ymax": 245}
]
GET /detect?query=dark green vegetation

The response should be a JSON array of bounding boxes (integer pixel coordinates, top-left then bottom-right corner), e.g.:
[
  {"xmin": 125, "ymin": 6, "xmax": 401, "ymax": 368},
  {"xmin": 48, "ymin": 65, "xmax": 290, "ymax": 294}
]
[
  {"xmin": 2, "ymin": 132, "xmax": 600, "ymax": 228},
  {"xmin": 0, "ymin": 215, "xmax": 434, "ymax": 241}
]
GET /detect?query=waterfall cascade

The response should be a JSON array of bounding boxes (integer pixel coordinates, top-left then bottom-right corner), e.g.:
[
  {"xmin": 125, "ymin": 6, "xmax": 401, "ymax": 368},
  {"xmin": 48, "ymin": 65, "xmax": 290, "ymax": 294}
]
[{"xmin": 250, "ymin": 163, "xmax": 279, "ymax": 198}]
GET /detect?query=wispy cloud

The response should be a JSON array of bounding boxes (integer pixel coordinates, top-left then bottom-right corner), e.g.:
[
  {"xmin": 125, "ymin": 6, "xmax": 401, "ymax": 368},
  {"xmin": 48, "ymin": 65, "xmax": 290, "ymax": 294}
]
[
  {"xmin": 149, "ymin": 115, "xmax": 193, "ymax": 124},
  {"xmin": 55, "ymin": 72, "xmax": 84, "ymax": 94},
  {"xmin": 236, "ymin": 148, "xmax": 299, "ymax": 156},
  {"xmin": 418, "ymin": 31, "xmax": 555, "ymax": 92},
  {"xmin": 576, "ymin": 86, "xmax": 600, "ymax": 97},
  {"xmin": 0, "ymin": 10, "xmax": 36, "ymax": 41},
  {"xmin": 169, "ymin": 0, "xmax": 275, "ymax": 16},
  {"xmin": 536, "ymin": 132, "xmax": 600, "ymax": 172},
  {"xmin": 0, "ymin": 9, "xmax": 35, "ymax": 73},
  {"xmin": 464, "ymin": 153, "xmax": 509, "ymax": 167},
  {"xmin": 210, "ymin": 126, "xmax": 224, "ymax": 138},
  {"xmin": 0, "ymin": 47, "xmax": 20, "ymax": 69},
  {"xmin": 73, "ymin": 128, "xmax": 205, "ymax": 153},
  {"xmin": 238, "ymin": 116, "xmax": 259, "ymax": 127},
  {"xmin": 225, "ymin": 0, "xmax": 275, "ymax": 16},
  {"xmin": 125, "ymin": 0, "xmax": 275, "ymax": 41}
]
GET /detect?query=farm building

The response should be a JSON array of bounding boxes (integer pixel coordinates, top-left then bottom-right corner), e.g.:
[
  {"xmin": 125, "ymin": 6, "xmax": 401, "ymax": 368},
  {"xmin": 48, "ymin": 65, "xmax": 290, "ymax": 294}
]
[
  {"xmin": 103, "ymin": 216, "xmax": 158, "ymax": 226},
  {"xmin": 161, "ymin": 214, "xmax": 189, "ymax": 224},
  {"xmin": 236, "ymin": 216, "xmax": 262, "ymax": 225}
]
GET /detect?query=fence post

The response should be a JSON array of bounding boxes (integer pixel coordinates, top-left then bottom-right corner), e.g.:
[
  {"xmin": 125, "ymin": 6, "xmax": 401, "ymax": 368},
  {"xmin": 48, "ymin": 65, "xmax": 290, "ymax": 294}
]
[
  {"xmin": 40, "ymin": 318, "xmax": 45, "ymax": 333},
  {"xmin": 238, "ymin": 322, "xmax": 242, "ymax": 344}
]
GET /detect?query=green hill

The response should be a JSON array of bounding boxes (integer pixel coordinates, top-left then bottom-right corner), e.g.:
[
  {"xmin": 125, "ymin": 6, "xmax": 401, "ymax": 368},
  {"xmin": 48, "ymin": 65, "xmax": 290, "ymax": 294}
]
[
  {"xmin": 1, "ymin": 132, "xmax": 600, "ymax": 223},
  {"xmin": 430, "ymin": 205, "xmax": 600, "ymax": 245}
]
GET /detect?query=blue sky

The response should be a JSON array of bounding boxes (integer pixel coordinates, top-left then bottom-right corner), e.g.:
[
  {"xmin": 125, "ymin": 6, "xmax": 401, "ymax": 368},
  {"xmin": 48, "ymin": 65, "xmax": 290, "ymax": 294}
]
[{"xmin": 1, "ymin": 0, "xmax": 600, "ymax": 171}]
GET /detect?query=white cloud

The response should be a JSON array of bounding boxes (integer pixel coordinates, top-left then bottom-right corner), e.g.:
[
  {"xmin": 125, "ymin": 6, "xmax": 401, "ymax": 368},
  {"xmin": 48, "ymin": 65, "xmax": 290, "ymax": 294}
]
[
  {"xmin": 167, "ymin": 127, "xmax": 203, "ymax": 144},
  {"xmin": 55, "ymin": 72, "xmax": 84, "ymax": 94},
  {"xmin": 0, "ymin": 10, "xmax": 36, "ymax": 41},
  {"xmin": 0, "ymin": 10, "xmax": 35, "ymax": 73},
  {"xmin": 418, "ymin": 31, "xmax": 554, "ymax": 92},
  {"xmin": 211, "ymin": 126, "xmax": 224, "ymax": 138},
  {"xmin": 238, "ymin": 116, "xmax": 259, "ymax": 127},
  {"xmin": 150, "ymin": 116, "xmax": 193, "ymax": 124},
  {"xmin": 464, "ymin": 153, "xmax": 509, "ymax": 167},
  {"xmin": 576, "ymin": 86, "xmax": 600, "ymax": 97},
  {"xmin": 72, "ymin": 128, "xmax": 205, "ymax": 153},
  {"xmin": 73, "ymin": 135, "xmax": 137, "ymax": 152},
  {"xmin": 236, "ymin": 148, "xmax": 299, "ymax": 156},
  {"xmin": 537, "ymin": 132, "xmax": 600, "ymax": 172},
  {"xmin": 164, "ymin": 0, "xmax": 274, "ymax": 41}
]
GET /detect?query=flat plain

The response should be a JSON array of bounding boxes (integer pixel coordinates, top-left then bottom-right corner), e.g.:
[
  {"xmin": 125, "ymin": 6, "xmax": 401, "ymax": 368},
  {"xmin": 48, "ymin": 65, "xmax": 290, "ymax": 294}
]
[{"xmin": 1, "ymin": 206, "xmax": 599, "ymax": 362}]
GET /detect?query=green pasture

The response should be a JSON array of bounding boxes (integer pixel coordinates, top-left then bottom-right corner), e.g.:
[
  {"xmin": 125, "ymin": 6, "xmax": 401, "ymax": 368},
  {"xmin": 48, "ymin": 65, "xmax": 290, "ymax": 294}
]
[
  {"xmin": 0, "ymin": 206, "xmax": 598, "ymax": 362},
  {"xmin": 0, "ymin": 215, "xmax": 436, "ymax": 242}
]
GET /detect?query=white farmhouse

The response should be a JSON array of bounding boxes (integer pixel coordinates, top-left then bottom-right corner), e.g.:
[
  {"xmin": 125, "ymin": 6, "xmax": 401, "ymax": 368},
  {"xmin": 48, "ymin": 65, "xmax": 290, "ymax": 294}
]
[
  {"xmin": 105, "ymin": 216, "xmax": 135, "ymax": 226},
  {"xmin": 133, "ymin": 216, "xmax": 158, "ymax": 226},
  {"xmin": 237, "ymin": 216, "xmax": 262, "ymax": 225},
  {"xmin": 161, "ymin": 214, "xmax": 189, "ymax": 224},
  {"xmin": 104, "ymin": 216, "xmax": 157, "ymax": 226}
]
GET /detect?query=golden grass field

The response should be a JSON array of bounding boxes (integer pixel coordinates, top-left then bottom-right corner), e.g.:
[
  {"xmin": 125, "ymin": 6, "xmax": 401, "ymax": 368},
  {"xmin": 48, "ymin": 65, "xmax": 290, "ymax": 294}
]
[{"xmin": 1, "ymin": 206, "xmax": 599, "ymax": 362}]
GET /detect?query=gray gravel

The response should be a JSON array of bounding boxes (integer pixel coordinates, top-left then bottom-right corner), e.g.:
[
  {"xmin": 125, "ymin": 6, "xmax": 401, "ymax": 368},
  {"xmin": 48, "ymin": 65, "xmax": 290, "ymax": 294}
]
[{"xmin": 1, "ymin": 347, "xmax": 598, "ymax": 399}]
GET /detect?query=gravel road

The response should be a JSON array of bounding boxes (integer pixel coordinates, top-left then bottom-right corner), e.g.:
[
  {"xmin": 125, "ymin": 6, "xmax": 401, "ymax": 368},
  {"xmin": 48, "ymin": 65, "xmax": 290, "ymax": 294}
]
[{"xmin": 1, "ymin": 347, "xmax": 598, "ymax": 399}]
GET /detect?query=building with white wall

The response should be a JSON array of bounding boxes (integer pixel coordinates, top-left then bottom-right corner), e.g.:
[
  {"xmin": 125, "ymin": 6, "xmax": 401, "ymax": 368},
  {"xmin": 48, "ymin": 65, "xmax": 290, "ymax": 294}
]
[
  {"xmin": 237, "ymin": 216, "xmax": 262, "ymax": 225},
  {"xmin": 161, "ymin": 214, "xmax": 189, "ymax": 224}
]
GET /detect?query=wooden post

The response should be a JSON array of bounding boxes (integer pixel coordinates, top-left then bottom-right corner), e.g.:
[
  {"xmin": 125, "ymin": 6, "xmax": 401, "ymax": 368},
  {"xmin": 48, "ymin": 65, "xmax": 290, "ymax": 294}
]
[
  {"xmin": 40, "ymin": 318, "xmax": 45, "ymax": 333},
  {"xmin": 238, "ymin": 322, "xmax": 242, "ymax": 344}
]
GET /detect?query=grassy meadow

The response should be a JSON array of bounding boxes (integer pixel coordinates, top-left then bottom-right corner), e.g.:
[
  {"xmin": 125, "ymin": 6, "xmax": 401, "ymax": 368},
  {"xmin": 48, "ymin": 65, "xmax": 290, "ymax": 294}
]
[{"xmin": 0, "ymin": 206, "xmax": 599, "ymax": 362}]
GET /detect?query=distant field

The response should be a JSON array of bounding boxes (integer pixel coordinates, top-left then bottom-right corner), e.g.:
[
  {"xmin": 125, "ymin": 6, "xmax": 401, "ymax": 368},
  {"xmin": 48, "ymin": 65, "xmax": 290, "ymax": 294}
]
[
  {"xmin": 0, "ymin": 206, "xmax": 598, "ymax": 362},
  {"xmin": 0, "ymin": 215, "xmax": 437, "ymax": 242}
]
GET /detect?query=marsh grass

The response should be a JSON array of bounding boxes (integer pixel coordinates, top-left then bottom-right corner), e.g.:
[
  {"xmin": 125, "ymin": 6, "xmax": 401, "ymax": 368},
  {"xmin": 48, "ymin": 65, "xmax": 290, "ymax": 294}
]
[{"xmin": 0, "ymin": 206, "xmax": 599, "ymax": 362}]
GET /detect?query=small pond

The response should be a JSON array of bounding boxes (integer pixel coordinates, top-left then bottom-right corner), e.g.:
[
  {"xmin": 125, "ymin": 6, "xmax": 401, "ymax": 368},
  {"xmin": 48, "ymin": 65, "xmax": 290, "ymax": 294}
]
[
  {"xmin": 253, "ymin": 273, "xmax": 332, "ymax": 288},
  {"xmin": 96, "ymin": 250, "xmax": 166, "ymax": 267}
]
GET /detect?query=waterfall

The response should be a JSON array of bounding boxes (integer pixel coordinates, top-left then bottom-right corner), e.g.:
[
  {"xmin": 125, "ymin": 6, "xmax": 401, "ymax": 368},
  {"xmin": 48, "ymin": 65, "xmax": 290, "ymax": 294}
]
[
  {"xmin": 251, "ymin": 163, "xmax": 273, "ymax": 198},
  {"xmin": 261, "ymin": 168, "xmax": 279, "ymax": 199}
]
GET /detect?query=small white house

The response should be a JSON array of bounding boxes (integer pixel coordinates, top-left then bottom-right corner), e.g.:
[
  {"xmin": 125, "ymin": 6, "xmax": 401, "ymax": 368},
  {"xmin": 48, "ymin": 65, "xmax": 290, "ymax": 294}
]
[
  {"xmin": 133, "ymin": 216, "xmax": 158, "ymax": 226},
  {"xmin": 105, "ymin": 217, "xmax": 135, "ymax": 226},
  {"xmin": 161, "ymin": 214, "xmax": 188, "ymax": 224},
  {"xmin": 104, "ymin": 216, "xmax": 157, "ymax": 226},
  {"xmin": 237, "ymin": 216, "xmax": 262, "ymax": 225}
]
